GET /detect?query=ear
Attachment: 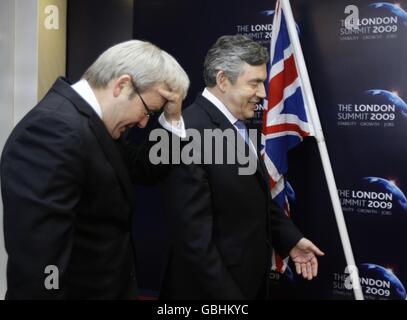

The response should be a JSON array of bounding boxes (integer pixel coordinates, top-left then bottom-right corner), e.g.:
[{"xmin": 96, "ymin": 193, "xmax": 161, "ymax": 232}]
[
  {"xmin": 112, "ymin": 74, "xmax": 132, "ymax": 98},
  {"xmin": 216, "ymin": 71, "xmax": 230, "ymax": 93}
]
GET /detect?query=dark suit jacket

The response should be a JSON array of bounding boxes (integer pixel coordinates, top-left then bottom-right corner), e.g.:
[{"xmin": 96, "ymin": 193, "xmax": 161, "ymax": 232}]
[
  {"xmin": 159, "ymin": 95, "xmax": 303, "ymax": 300},
  {"xmin": 1, "ymin": 78, "xmax": 165, "ymax": 299}
]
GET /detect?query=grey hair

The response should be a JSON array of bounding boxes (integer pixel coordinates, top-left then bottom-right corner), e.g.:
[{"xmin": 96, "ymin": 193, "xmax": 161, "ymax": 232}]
[
  {"xmin": 204, "ymin": 35, "xmax": 269, "ymax": 87},
  {"xmin": 83, "ymin": 40, "xmax": 190, "ymax": 98}
]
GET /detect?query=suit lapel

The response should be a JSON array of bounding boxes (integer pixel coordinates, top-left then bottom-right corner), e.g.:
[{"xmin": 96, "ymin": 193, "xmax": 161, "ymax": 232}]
[
  {"xmin": 51, "ymin": 77, "xmax": 135, "ymax": 208},
  {"xmin": 88, "ymin": 117, "xmax": 135, "ymax": 207},
  {"xmin": 195, "ymin": 95, "xmax": 269, "ymax": 188}
]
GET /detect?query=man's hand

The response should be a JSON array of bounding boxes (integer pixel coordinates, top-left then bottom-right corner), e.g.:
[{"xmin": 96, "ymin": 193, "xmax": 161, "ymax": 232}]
[
  {"xmin": 289, "ymin": 238, "xmax": 325, "ymax": 280},
  {"xmin": 158, "ymin": 88, "xmax": 184, "ymax": 123}
]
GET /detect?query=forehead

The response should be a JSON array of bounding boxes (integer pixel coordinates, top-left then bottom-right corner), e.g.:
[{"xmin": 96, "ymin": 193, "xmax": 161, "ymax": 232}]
[{"xmin": 238, "ymin": 63, "xmax": 267, "ymax": 82}]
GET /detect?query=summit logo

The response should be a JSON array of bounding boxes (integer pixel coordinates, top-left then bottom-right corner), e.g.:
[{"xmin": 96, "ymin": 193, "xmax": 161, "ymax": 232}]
[{"xmin": 339, "ymin": 2, "xmax": 405, "ymax": 41}]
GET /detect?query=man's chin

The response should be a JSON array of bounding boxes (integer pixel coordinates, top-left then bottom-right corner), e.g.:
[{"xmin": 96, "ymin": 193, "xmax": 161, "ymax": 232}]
[{"xmin": 244, "ymin": 110, "xmax": 255, "ymax": 120}]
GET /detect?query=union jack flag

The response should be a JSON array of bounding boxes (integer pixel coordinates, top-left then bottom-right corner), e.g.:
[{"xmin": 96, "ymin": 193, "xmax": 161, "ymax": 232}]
[{"xmin": 261, "ymin": 0, "xmax": 313, "ymax": 273}]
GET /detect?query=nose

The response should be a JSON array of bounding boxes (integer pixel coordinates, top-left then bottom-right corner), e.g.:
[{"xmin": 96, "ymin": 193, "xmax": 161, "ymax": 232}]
[
  {"xmin": 137, "ymin": 115, "xmax": 150, "ymax": 129},
  {"xmin": 257, "ymin": 83, "xmax": 267, "ymax": 99}
]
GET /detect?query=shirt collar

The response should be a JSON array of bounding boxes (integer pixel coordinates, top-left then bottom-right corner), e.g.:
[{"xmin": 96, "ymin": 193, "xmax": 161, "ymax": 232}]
[
  {"xmin": 71, "ymin": 79, "xmax": 103, "ymax": 119},
  {"xmin": 202, "ymin": 88, "xmax": 238, "ymax": 125}
]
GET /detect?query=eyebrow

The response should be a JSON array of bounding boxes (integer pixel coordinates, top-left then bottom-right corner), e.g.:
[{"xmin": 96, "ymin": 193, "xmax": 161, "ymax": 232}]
[{"xmin": 249, "ymin": 78, "xmax": 267, "ymax": 83}]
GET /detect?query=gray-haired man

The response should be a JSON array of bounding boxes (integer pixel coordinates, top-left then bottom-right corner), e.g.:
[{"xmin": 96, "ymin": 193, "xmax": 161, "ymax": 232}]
[{"xmin": 1, "ymin": 40, "xmax": 189, "ymax": 299}]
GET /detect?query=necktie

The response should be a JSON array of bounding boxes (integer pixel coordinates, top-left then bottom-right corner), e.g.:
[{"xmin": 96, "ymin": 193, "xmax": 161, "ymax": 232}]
[
  {"xmin": 235, "ymin": 120, "xmax": 259, "ymax": 158},
  {"xmin": 235, "ymin": 120, "xmax": 250, "ymax": 146}
]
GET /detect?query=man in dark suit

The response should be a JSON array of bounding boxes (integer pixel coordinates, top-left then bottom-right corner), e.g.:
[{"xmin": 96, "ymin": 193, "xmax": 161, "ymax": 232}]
[
  {"xmin": 0, "ymin": 40, "xmax": 189, "ymax": 299},
  {"xmin": 159, "ymin": 35, "xmax": 324, "ymax": 300}
]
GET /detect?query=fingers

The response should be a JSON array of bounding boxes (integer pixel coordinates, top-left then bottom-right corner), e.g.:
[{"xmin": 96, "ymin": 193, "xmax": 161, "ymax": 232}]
[
  {"xmin": 301, "ymin": 261, "xmax": 314, "ymax": 280},
  {"xmin": 295, "ymin": 262, "xmax": 301, "ymax": 276},
  {"xmin": 311, "ymin": 244, "xmax": 325, "ymax": 257},
  {"xmin": 304, "ymin": 240, "xmax": 325, "ymax": 257},
  {"xmin": 301, "ymin": 263, "xmax": 308, "ymax": 279},
  {"xmin": 158, "ymin": 88, "xmax": 172, "ymax": 100},
  {"xmin": 292, "ymin": 238, "xmax": 324, "ymax": 280},
  {"xmin": 300, "ymin": 238, "xmax": 325, "ymax": 257},
  {"xmin": 296, "ymin": 259, "xmax": 318, "ymax": 280},
  {"xmin": 158, "ymin": 88, "xmax": 183, "ymax": 103},
  {"xmin": 306, "ymin": 262, "xmax": 313, "ymax": 280},
  {"xmin": 311, "ymin": 258, "xmax": 318, "ymax": 277},
  {"xmin": 296, "ymin": 261, "xmax": 312, "ymax": 280},
  {"xmin": 159, "ymin": 88, "xmax": 183, "ymax": 122}
]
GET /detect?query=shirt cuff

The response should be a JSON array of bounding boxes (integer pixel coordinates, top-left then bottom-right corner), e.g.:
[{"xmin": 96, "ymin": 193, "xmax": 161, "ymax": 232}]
[{"xmin": 158, "ymin": 113, "xmax": 187, "ymax": 138}]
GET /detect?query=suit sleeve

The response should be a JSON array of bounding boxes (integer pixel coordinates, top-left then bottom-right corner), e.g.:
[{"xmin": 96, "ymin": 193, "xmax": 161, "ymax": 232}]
[
  {"xmin": 1, "ymin": 115, "xmax": 85, "ymax": 299},
  {"xmin": 269, "ymin": 199, "xmax": 304, "ymax": 257},
  {"xmin": 161, "ymin": 163, "xmax": 245, "ymax": 299},
  {"xmin": 119, "ymin": 124, "xmax": 185, "ymax": 186}
]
